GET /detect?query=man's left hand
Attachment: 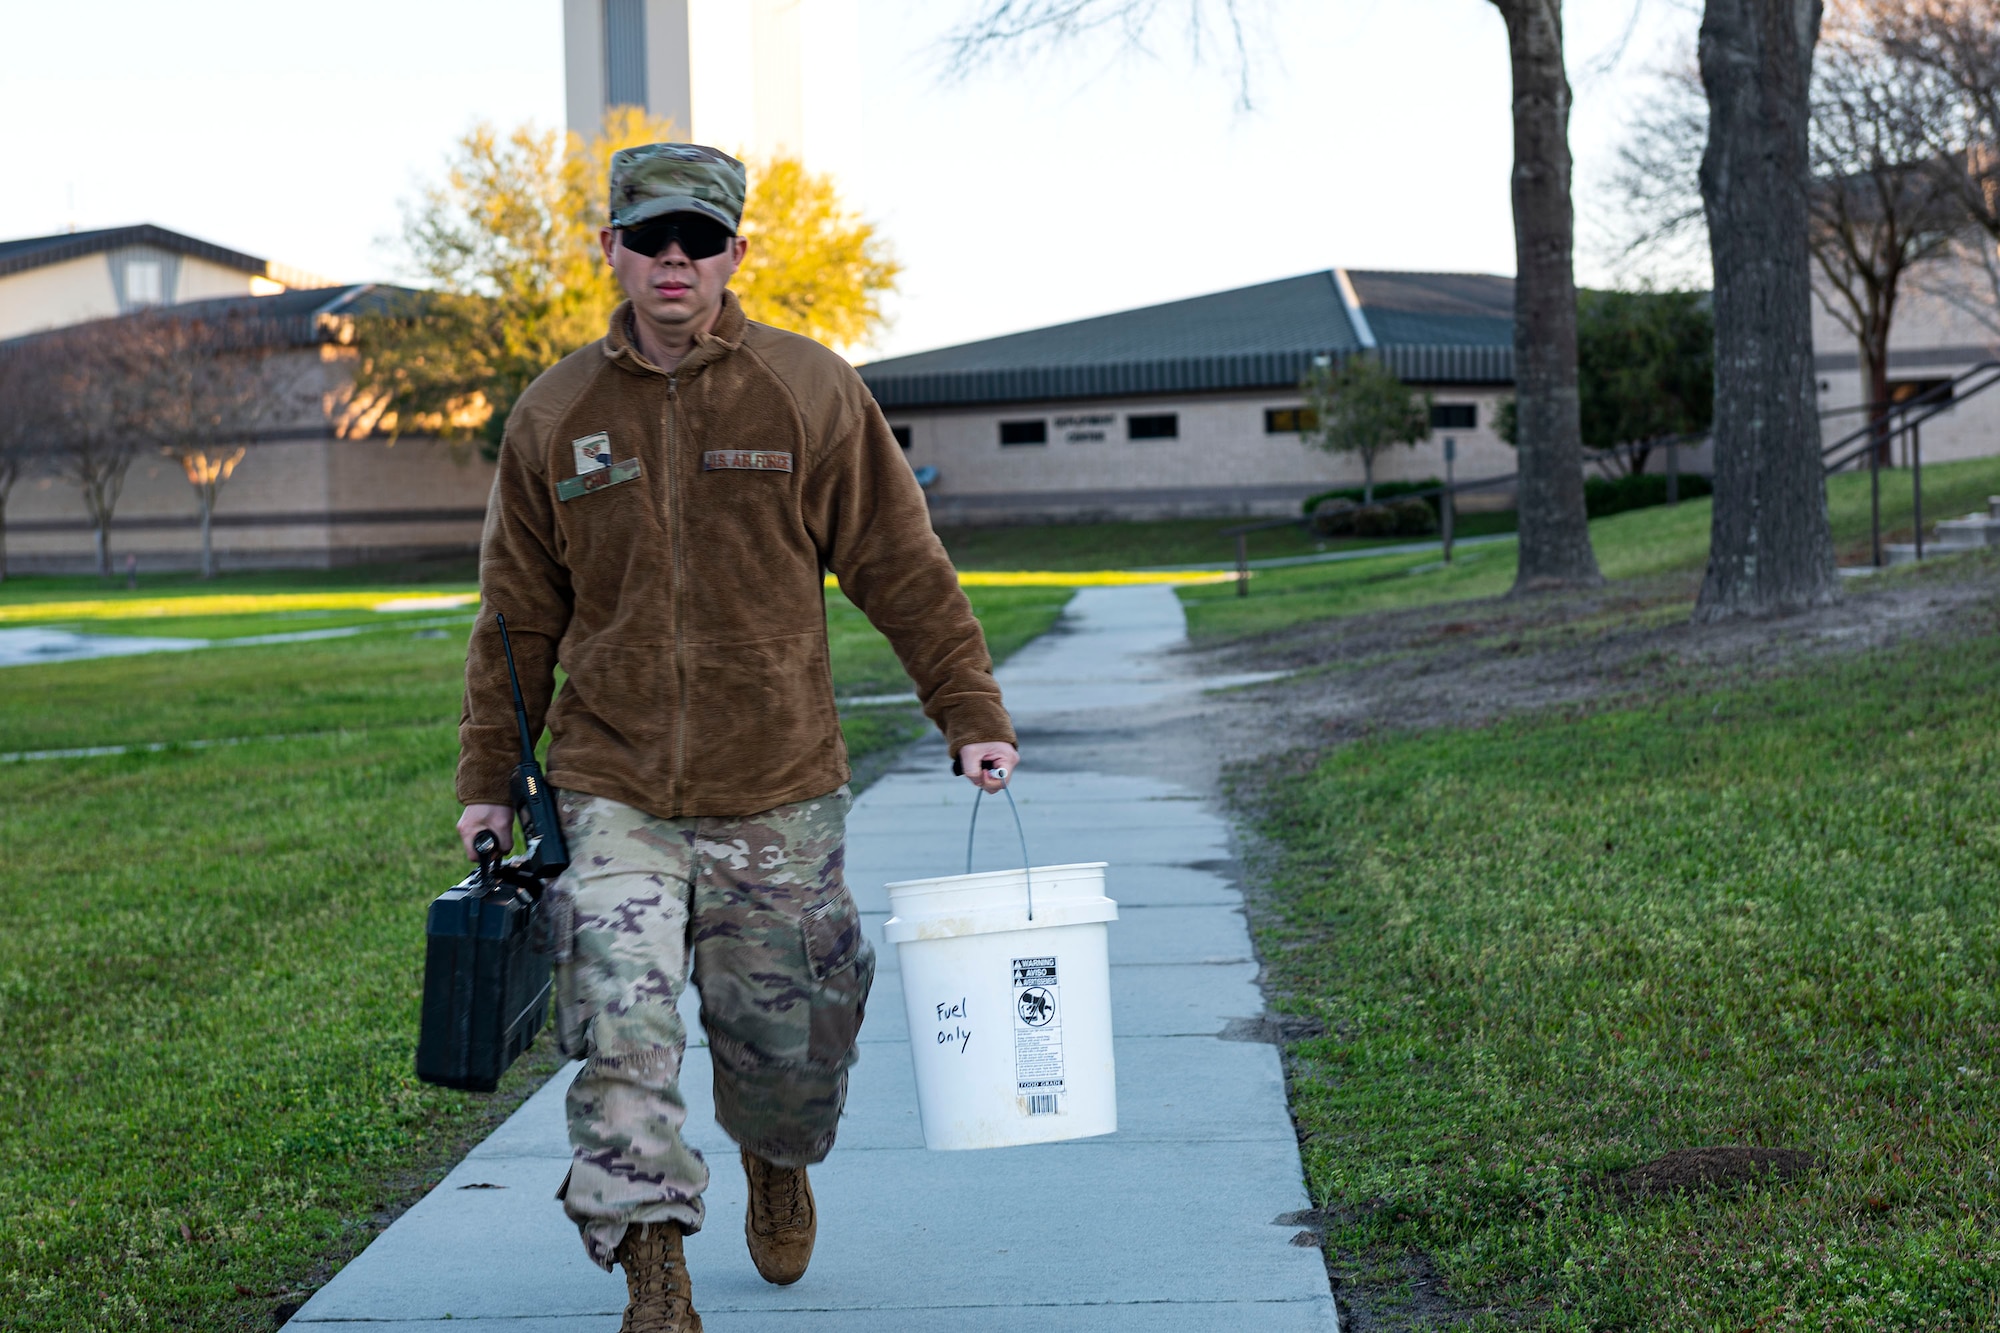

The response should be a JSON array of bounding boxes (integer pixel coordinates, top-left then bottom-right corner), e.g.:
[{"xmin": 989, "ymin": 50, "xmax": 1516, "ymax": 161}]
[{"xmin": 957, "ymin": 741, "xmax": 1020, "ymax": 793}]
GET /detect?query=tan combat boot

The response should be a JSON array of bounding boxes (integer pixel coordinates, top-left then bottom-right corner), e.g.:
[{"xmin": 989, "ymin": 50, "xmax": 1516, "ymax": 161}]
[
  {"xmin": 612, "ymin": 1222, "xmax": 702, "ymax": 1333},
  {"xmin": 742, "ymin": 1149, "xmax": 816, "ymax": 1285}
]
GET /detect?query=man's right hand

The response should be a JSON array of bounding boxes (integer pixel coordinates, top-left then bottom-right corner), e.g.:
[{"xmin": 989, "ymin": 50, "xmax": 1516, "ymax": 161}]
[{"xmin": 457, "ymin": 803, "xmax": 515, "ymax": 861}]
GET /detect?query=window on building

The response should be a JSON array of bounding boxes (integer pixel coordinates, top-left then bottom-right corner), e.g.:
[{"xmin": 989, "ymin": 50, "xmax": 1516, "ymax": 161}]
[
  {"xmin": 890, "ymin": 425, "xmax": 913, "ymax": 450},
  {"xmin": 1889, "ymin": 378, "xmax": 1954, "ymax": 411},
  {"xmin": 603, "ymin": 0, "xmax": 648, "ymax": 108},
  {"xmin": 125, "ymin": 260, "xmax": 163, "ymax": 306},
  {"xmin": 1265, "ymin": 406, "xmax": 1317, "ymax": 434},
  {"xmin": 1431, "ymin": 403, "xmax": 1476, "ymax": 430},
  {"xmin": 999, "ymin": 419, "xmax": 1048, "ymax": 446},
  {"xmin": 1127, "ymin": 413, "xmax": 1179, "ymax": 440}
]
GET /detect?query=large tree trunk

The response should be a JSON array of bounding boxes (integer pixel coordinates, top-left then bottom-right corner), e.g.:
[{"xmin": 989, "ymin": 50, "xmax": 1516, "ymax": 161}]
[
  {"xmin": 1696, "ymin": 0, "xmax": 1838, "ymax": 619},
  {"xmin": 1492, "ymin": 0, "xmax": 1601, "ymax": 591},
  {"xmin": 200, "ymin": 492, "xmax": 215, "ymax": 580}
]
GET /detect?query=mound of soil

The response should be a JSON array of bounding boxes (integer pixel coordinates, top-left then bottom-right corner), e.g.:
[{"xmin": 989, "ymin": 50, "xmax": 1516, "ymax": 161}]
[{"xmin": 1611, "ymin": 1146, "xmax": 1818, "ymax": 1199}]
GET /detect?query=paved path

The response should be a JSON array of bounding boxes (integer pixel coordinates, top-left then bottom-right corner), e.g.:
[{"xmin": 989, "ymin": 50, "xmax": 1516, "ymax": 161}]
[{"xmin": 290, "ymin": 586, "xmax": 1337, "ymax": 1331}]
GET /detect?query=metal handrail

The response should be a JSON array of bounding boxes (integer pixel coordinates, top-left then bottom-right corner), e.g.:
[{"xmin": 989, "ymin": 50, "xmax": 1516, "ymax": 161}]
[
  {"xmin": 1820, "ymin": 360, "xmax": 2000, "ymax": 474},
  {"xmin": 1816, "ymin": 360, "xmax": 2000, "ymax": 566}
]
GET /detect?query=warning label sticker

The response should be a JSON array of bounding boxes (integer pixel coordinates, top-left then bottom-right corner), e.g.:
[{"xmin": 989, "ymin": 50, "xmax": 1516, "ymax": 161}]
[{"xmin": 1012, "ymin": 956, "xmax": 1063, "ymax": 1114}]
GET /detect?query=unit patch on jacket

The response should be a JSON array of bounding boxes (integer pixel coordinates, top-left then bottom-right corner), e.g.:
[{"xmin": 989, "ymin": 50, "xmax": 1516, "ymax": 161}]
[
  {"xmin": 557, "ymin": 457, "xmax": 643, "ymax": 501},
  {"xmin": 572, "ymin": 432, "xmax": 613, "ymax": 475},
  {"xmin": 703, "ymin": 450, "xmax": 793, "ymax": 473}
]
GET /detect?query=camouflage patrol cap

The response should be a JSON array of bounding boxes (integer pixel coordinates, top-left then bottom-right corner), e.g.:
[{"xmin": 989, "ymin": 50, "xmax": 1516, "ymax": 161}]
[{"xmin": 608, "ymin": 143, "xmax": 746, "ymax": 231}]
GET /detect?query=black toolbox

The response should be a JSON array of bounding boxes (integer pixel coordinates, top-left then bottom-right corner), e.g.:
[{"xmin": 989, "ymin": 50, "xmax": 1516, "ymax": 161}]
[{"xmin": 415, "ymin": 859, "xmax": 551, "ymax": 1092}]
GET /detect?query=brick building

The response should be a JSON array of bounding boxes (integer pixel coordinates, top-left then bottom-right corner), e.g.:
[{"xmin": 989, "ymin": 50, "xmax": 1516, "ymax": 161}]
[
  {"xmin": 857, "ymin": 269, "xmax": 1522, "ymax": 525},
  {"xmin": 2, "ymin": 240, "xmax": 492, "ymax": 574}
]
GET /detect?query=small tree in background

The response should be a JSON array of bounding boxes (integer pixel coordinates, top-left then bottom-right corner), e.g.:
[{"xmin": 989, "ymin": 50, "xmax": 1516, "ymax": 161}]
[
  {"xmin": 1577, "ymin": 289, "xmax": 1714, "ymax": 473},
  {"xmin": 351, "ymin": 108, "xmax": 901, "ymax": 454},
  {"xmin": 45, "ymin": 319, "xmax": 148, "ymax": 577},
  {"xmin": 0, "ymin": 344, "xmax": 55, "ymax": 583},
  {"xmin": 736, "ymin": 156, "xmax": 902, "ymax": 349},
  {"xmin": 349, "ymin": 120, "xmax": 606, "ymax": 452},
  {"xmin": 133, "ymin": 311, "xmax": 289, "ymax": 579},
  {"xmin": 1297, "ymin": 354, "xmax": 1432, "ymax": 505}
]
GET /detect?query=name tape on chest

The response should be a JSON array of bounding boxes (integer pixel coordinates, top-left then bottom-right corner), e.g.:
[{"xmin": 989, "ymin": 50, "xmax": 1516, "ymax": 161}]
[
  {"xmin": 556, "ymin": 456, "xmax": 643, "ymax": 502},
  {"xmin": 702, "ymin": 450, "xmax": 793, "ymax": 473}
]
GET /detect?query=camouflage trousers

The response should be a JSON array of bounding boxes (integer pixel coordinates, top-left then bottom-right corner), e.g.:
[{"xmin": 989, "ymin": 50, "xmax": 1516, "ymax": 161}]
[{"xmin": 546, "ymin": 786, "xmax": 874, "ymax": 1271}]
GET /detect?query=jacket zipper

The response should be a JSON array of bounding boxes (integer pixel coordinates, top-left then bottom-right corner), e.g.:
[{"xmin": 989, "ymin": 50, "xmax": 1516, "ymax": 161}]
[{"xmin": 667, "ymin": 372, "xmax": 691, "ymax": 811}]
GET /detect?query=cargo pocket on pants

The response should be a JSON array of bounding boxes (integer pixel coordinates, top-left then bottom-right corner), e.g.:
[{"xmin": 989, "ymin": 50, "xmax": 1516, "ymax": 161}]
[
  {"xmin": 552, "ymin": 957, "xmax": 591, "ymax": 1061},
  {"xmin": 801, "ymin": 892, "xmax": 874, "ymax": 1066}
]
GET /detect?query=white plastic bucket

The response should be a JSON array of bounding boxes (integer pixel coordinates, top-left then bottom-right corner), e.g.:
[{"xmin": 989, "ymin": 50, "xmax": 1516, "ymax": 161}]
[{"xmin": 885, "ymin": 857, "xmax": 1118, "ymax": 1150}]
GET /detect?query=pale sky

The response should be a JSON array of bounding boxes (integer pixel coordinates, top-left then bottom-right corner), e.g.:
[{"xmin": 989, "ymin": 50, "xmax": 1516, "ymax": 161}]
[{"xmin": 0, "ymin": 0, "xmax": 1697, "ymax": 361}]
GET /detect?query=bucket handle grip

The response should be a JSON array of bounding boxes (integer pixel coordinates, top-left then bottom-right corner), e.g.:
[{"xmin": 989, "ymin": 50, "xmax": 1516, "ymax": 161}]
[{"xmin": 966, "ymin": 783, "xmax": 1034, "ymax": 921}]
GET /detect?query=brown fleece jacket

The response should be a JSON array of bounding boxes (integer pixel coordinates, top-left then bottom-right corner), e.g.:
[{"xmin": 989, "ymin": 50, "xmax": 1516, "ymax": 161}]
[{"xmin": 456, "ymin": 293, "xmax": 1014, "ymax": 819}]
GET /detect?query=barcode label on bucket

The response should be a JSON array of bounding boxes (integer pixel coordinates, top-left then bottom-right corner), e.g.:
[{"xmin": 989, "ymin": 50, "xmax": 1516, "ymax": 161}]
[{"xmin": 1012, "ymin": 956, "xmax": 1064, "ymax": 1114}]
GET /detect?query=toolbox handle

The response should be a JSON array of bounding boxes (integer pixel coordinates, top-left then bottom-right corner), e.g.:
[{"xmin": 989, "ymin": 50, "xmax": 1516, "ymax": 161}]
[{"xmin": 472, "ymin": 830, "xmax": 500, "ymax": 898}]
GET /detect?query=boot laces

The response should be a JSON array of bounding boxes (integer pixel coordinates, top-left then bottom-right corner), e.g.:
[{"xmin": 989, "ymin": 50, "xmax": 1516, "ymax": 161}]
[
  {"xmin": 624, "ymin": 1229, "xmax": 694, "ymax": 1325},
  {"xmin": 758, "ymin": 1161, "xmax": 810, "ymax": 1231}
]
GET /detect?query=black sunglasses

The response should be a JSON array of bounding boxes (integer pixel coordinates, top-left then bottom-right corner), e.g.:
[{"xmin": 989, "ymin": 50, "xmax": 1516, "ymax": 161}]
[{"xmin": 618, "ymin": 212, "xmax": 736, "ymax": 261}]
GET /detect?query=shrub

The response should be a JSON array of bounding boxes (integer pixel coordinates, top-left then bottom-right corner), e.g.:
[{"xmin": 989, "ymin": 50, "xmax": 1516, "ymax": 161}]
[
  {"xmin": 1301, "ymin": 478, "xmax": 1445, "ymax": 520},
  {"xmin": 1347, "ymin": 498, "xmax": 1438, "ymax": 538},
  {"xmin": 1388, "ymin": 497, "xmax": 1439, "ymax": 536},
  {"xmin": 1352, "ymin": 504, "xmax": 1398, "ymax": 538},
  {"xmin": 1584, "ymin": 471, "xmax": 1713, "ymax": 519},
  {"xmin": 1309, "ymin": 498, "xmax": 1361, "ymax": 537}
]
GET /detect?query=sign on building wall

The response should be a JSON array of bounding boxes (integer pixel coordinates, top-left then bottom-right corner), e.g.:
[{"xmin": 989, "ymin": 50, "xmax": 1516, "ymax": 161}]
[{"xmin": 1055, "ymin": 413, "xmax": 1114, "ymax": 443}]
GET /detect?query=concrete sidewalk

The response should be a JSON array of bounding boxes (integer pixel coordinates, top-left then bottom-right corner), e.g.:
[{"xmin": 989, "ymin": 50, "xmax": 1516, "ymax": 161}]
[{"xmin": 290, "ymin": 585, "xmax": 1338, "ymax": 1330}]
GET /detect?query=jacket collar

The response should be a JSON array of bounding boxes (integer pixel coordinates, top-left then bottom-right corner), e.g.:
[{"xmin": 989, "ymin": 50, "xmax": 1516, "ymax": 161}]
[{"xmin": 603, "ymin": 289, "xmax": 747, "ymax": 379}]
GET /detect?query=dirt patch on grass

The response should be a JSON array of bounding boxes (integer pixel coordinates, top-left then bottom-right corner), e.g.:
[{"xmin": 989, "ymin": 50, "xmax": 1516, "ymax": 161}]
[
  {"xmin": 1608, "ymin": 1146, "xmax": 1819, "ymax": 1201},
  {"xmin": 1192, "ymin": 552, "xmax": 2000, "ymax": 763},
  {"xmin": 1325, "ymin": 1245, "xmax": 1523, "ymax": 1331}
]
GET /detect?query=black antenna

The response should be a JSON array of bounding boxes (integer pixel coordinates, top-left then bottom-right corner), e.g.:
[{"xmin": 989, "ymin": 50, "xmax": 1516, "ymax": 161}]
[
  {"xmin": 495, "ymin": 612, "xmax": 536, "ymax": 762},
  {"xmin": 489, "ymin": 610, "xmax": 570, "ymax": 880}
]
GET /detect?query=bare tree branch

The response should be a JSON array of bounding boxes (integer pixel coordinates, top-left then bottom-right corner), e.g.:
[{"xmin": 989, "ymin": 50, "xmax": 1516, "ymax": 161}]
[
  {"xmin": 33, "ymin": 320, "xmax": 152, "ymax": 578},
  {"xmin": 128, "ymin": 311, "xmax": 296, "ymax": 579},
  {"xmin": 1806, "ymin": 13, "xmax": 1967, "ymax": 463},
  {"xmin": 1605, "ymin": 46, "xmax": 1712, "ymax": 281},
  {"xmin": 941, "ymin": 0, "xmax": 1263, "ymax": 108},
  {"xmin": 1870, "ymin": 0, "xmax": 2000, "ymax": 243}
]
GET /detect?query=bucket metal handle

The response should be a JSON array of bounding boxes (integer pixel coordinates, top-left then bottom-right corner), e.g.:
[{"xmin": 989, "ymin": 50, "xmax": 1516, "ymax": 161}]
[{"xmin": 966, "ymin": 783, "xmax": 1034, "ymax": 921}]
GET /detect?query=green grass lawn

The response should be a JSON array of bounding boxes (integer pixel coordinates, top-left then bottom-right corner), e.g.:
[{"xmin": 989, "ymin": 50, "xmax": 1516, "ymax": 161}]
[
  {"xmin": 1254, "ymin": 622, "xmax": 2000, "ymax": 1329},
  {"xmin": 0, "ymin": 581, "xmax": 1068, "ymax": 1330},
  {"xmin": 1181, "ymin": 455, "xmax": 2000, "ymax": 640}
]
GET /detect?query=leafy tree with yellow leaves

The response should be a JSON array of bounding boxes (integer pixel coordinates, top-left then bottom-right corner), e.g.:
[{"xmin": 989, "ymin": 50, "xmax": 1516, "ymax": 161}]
[
  {"xmin": 350, "ymin": 109, "xmax": 899, "ymax": 452},
  {"xmin": 736, "ymin": 156, "xmax": 901, "ymax": 350}
]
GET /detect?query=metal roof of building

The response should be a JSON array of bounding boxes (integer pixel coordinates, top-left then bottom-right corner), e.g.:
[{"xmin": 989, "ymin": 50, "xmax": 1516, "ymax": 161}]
[
  {"xmin": 0, "ymin": 284, "xmax": 405, "ymax": 355},
  {"xmin": 859, "ymin": 269, "xmax": 1516, "ymax": 411},
  {"xmin": 0, "ymin": 223, "xmax": 332, "ymax": 288}
]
